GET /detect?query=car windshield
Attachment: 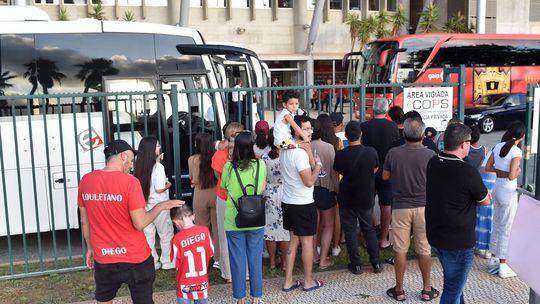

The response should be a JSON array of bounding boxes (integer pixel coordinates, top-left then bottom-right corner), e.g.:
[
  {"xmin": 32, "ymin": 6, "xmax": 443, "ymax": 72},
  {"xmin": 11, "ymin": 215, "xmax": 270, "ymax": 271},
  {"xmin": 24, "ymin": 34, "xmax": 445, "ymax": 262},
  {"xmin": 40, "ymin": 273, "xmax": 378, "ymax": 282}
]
[{"xmin": 474, "ymin": 95, "xmax": 507, "ymax": 106}]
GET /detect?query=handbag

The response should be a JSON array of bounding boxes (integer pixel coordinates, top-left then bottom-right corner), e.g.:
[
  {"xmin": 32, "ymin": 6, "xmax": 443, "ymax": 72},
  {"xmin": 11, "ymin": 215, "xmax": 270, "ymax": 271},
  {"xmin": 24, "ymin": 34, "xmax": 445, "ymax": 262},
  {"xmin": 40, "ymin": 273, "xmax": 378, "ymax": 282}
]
[{"xmin": 230, "ymin": 160, "xmax": 266, "ymax": 228}]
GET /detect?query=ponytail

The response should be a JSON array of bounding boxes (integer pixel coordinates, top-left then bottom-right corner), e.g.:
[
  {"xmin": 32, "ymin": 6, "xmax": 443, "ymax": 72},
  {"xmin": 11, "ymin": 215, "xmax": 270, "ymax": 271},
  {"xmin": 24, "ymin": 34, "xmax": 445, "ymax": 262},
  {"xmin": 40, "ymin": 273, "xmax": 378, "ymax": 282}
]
[
  {"xmin": 499, "ymin": 139, "xmax": 515, "ymax": 158},
  {"xmin": 255, "ymin": 132, "xmax": 268, "ymax": 150},
  {"xmin": 499, "ymin": 121, "xmax": 525, "ymax": 158}
]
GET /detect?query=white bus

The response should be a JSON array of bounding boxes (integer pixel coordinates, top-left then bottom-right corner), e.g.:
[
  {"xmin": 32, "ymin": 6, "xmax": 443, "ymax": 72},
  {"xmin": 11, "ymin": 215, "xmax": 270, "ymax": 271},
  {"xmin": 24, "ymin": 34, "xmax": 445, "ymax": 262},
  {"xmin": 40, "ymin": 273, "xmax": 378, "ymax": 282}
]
[{"xmin": 0, "ymin": 12, "xmax": 265, "ymax": 237}]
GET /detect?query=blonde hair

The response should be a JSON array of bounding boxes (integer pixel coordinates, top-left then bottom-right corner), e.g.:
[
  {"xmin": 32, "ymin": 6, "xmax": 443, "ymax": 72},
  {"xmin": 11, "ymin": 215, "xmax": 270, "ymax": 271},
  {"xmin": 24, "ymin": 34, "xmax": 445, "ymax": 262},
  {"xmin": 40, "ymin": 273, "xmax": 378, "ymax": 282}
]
[{"xmin": 225, "ymin": 122, "xmax": 244, "ymax": 157}]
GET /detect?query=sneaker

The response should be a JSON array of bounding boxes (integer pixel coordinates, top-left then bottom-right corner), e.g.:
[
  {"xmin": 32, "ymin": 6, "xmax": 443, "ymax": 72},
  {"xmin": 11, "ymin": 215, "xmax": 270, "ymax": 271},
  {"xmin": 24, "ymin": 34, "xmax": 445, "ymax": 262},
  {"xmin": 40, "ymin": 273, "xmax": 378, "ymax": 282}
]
[
  {"xmin": 331, "ymin": 246, "xmax": 341, "ymax": 257},
  {"xmin": 347, "ymin": 263, "xmax": 363, "ymax": 275},
  {"xmin": 262, "ymin": 249, "xmax": 270, "ymax": 259},
  {"xmin": 499, "ymin": 263, "xmax": 517, "ymax": 278},
  {"xmin": 372, "ymin": 263, "xmax": 384, "ymax": 273},
  {"xmin": 483, "ymin": 251, "xmax": 492, "ymax": 259},
  {"xmin": 487, "ymin": 257, "xmax": 499, "ymax": 274},
  {"xmin": 213, "ymin": 261, "xmax": 220, "ymax": 269},
  {"xmin": 316, "ymin": 246, "xmax": 321, "ymax": 255},
  {"xmin": 161, "ymin": 262, "xmax": 175, "ymax": 270},
  {"xmin": 154, "ymin": 262, "xmax": 161, "ymax": 270}
]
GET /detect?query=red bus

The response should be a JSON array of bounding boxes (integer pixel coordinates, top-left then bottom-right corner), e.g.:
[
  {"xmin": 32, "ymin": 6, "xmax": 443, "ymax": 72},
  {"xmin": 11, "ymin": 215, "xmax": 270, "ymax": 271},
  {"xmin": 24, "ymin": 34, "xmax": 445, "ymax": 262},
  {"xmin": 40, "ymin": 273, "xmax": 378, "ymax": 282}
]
[{"xmin": 347, "ymin": 33, "xmax": 540, "ymax": 119}]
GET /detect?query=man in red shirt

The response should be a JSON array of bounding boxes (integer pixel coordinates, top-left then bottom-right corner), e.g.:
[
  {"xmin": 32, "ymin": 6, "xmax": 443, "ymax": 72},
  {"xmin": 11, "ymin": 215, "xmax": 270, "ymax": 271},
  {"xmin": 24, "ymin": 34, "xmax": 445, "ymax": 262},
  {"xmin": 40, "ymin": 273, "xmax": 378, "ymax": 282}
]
[{"xmin": 78, "ymin": 139, "xmax": 183, "ymax": 304}]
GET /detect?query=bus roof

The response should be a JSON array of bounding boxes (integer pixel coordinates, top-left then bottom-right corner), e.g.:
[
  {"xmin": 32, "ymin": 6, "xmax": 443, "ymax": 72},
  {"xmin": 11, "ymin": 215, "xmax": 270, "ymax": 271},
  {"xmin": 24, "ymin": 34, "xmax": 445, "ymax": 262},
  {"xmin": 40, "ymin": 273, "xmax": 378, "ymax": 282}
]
[
  {"xmin": 374, "ymin": 33, "xmax": 540, "ymax": 43},
  {"xmin": 0, "ymin": 19, "xmax": 202, "ymax": 42},
  {"xmin": 0, "ymin": 6, "xmax": 51, "ymax": 22}
]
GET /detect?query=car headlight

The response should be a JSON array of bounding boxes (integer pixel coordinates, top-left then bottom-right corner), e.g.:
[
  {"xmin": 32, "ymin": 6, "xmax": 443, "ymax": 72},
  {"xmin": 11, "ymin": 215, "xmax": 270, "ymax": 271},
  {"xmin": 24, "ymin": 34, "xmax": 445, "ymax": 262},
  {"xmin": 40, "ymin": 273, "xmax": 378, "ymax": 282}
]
[{"xmin": 466, "ymin": 114, "xmax": 483, "ymax": 119}]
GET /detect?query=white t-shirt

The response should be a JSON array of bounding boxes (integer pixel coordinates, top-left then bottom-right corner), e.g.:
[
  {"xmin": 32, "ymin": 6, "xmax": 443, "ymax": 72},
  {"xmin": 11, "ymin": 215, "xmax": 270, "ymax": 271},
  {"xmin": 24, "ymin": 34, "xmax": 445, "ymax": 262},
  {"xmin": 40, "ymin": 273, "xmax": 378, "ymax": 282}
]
[
  {"xmin": 492, "ymin": 142, "xmax": 522, "ymax": 172},
  {"xmin": 232, "ymin": 84, "xmax": 246, "ymax": 102},
  {"xmin": 148, "ymin": 162, "xmax": 169, "ymax": 203},
  {"xmin": 274, "ymin": 108, "xmax": 294, "ymax": 146},
  {"xmin": 279, "ymin": 148, "xmax": 313, "ymax": 205}
]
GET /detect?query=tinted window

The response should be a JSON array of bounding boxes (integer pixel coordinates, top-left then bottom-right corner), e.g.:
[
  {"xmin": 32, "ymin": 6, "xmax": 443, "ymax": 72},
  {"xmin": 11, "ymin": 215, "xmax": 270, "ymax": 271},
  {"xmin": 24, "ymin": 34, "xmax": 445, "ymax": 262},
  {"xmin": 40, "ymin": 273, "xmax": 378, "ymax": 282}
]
[
  {"xmin": 430, "ymin": 39, "xmax": 540, "ymax": 67},
  {"xmin": 154, "ymin": 34, "xmax": 207, "ymax": 74},
  {"xmin": 398, "ymin": 37, "xmax": 439, "ymax": 69},
  {"xmin": 34, "ymin": 33, "xmax": 156, "ymax": 94},
  {"xmin": 0, "ymin": 34, "xmax": 36, "ymax": 96}
]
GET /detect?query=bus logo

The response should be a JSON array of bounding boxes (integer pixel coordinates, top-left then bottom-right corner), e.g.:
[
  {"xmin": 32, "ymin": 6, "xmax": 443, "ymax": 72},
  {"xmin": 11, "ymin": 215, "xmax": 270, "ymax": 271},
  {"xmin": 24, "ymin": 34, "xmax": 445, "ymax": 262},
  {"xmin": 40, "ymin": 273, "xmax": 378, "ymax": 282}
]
[
  {"xmin": 473, "ymin": 67, "xmax": 511, "ymax": 100},
  {"xmin": 78, "ymin": 128, "xmax": 104, "ymax": 152}
]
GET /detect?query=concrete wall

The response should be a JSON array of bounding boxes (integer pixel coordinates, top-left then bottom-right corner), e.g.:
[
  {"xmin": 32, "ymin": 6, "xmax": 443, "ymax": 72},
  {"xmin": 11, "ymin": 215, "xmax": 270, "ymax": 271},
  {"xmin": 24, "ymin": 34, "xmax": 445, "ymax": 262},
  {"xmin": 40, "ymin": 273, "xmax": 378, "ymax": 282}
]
[{"xmin": 496, "ymin": 0, "xmax": 530, "ymax": 33}]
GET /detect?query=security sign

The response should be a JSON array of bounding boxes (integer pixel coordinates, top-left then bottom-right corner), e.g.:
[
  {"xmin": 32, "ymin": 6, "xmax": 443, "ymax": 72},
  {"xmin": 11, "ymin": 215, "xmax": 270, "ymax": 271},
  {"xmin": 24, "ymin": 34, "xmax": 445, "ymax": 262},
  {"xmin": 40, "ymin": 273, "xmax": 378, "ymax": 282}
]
[
  {"xmin": 78, "ymin": 127, "xmax": 104, "ymax": 152},
  {"xmin": 403, "ymin": 87, "xmax": 453, "ymax": 131}
]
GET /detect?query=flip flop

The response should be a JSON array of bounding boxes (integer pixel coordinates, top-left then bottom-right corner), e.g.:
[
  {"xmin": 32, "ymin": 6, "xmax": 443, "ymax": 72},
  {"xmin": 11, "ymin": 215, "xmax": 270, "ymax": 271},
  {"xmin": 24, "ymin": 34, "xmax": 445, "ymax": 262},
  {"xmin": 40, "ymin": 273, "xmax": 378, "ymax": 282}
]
[
  {"xmin": 319, "ymin": 259, "xmax": 335, "ymax": 270},
  {"xmin": 282, "ymin": 280, "xmax": 302, "ymax": 292},
  {"xmin": 303, "ymin": 280, "xmax": 324, "ymax": 292}
]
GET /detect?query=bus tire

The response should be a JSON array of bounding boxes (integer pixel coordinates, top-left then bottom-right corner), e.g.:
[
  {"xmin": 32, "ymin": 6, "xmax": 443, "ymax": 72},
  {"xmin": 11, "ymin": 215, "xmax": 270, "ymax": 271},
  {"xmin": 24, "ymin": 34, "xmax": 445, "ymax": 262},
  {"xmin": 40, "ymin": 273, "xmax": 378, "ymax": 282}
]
[{"xmin": 479, "ymin": 116, "xmax": 495, "ymax": 133}]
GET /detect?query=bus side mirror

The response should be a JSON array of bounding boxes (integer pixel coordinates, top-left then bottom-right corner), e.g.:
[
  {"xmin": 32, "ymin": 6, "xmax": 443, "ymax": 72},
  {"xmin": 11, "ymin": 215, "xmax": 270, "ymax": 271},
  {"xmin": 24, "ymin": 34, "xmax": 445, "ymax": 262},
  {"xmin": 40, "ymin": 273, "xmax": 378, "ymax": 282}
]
[{"xmin": 379, "ymin": 49, "xmax": 390, "ymax": 67}]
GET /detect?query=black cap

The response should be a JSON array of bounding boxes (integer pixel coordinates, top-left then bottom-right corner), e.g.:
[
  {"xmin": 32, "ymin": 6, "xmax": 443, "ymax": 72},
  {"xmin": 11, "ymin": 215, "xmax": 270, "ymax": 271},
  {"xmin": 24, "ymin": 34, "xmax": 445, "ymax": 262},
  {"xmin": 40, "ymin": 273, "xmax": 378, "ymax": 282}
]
[
  {"xmin": 104, "ymin": 139, "xmax": 137, "ymax": 158},
  {"xmin": 330, "ymin": 112, "xmax": 344, "ymax": 126}
]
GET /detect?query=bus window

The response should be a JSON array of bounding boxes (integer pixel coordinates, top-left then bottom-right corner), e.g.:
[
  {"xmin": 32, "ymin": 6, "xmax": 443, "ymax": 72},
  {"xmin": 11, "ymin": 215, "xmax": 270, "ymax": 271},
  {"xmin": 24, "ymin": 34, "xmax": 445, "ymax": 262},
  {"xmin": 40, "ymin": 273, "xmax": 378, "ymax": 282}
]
[
  {"xmin": 396, "ymin": 37, "xmax": 438, "ymax": 83},
  {"xmin": 356, "ymin": 41, "xmax": 399, "ymax": 83},
  {"xmin": 155, "ymin": 34, "xmax": 206, "ymax": 75}
]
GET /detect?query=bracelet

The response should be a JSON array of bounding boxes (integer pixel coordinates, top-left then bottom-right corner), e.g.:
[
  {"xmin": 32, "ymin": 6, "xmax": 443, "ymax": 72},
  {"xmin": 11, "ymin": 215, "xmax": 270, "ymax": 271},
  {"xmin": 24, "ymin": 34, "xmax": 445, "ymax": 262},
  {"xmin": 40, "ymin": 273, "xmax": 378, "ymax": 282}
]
[{"xmin": 315, "ymin": 161, "xmax": 323, "ymax": 167}]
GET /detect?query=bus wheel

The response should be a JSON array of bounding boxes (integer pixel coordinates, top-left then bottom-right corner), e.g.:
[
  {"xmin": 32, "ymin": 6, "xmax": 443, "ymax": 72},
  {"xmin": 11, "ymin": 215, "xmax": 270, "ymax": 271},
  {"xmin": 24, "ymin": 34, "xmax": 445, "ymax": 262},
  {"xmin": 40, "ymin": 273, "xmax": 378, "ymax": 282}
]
[{"xmin": 480, "ymin": 116, "xmax": 494, "ymax": 133}]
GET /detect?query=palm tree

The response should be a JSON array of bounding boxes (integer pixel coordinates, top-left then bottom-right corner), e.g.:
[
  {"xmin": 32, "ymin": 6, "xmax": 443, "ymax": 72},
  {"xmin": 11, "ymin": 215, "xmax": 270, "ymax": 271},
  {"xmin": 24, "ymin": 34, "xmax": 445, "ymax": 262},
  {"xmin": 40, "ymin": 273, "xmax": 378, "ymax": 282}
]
[
  {"xmin": 391, "ymin": 5, "xmax": 408, "ymax": 36},
  {"xmin": 0, "ymin": 71, "xmax": 16, "ymax": 93},
  {"xmin": 75, "ymin": 58, "xmax": 118, "ymax": 111},
  {"xmin": 443, "ymin": 11, "xmax": 472, "ymax": 33},
  {"xmin": 358, "ymin": 15, "xmax": 377, "ymax": 50},
  {"xmin": 24, "ymin": 58, "xmax": 66, "ymax": 112},
  {"xmin": 346, "ymin": 13, "xmax": 362, "ymax": 83},
  {"xmin": 88, "ymin": 0, "xmax": 106, "ymax": 20},
  {"xmin": 374, "ymin": 10, "xmax": 391, "ymax": 39},
  {"xmin": 418, "ymin": 1, "xmax": 439, "ymax": 33}
]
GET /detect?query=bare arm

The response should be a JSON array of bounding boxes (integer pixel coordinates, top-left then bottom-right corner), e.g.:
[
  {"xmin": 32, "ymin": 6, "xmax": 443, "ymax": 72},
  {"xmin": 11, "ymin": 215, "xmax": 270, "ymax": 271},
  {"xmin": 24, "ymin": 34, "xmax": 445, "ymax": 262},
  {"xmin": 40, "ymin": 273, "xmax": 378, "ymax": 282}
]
[
  {"xmin": 484, "ymin": 153, "xmax": 495, "ymax": 172},
  {"xmin": 478, "ymin": 193, "xmax": 492, "ymax": 207},
  {"xmin": 155, "ymin": 182, "xmax": 172, "ymax": 193},
  {"xmin": 130, "ymin": 199, "xmax": 184, "ymax": 231},
  {"xmin": 508, "ymin": 157, "xmax": 522, "ymax": 181},
  {"xmin": 382, "ymin": 169, "xmax": 391, "ymax": 181},
  {"xmin": 79, "ymin": 207, "xmax": 94, "ymax": 269},
  {"xmin": 284, "ymin": 114, "xmax": 308, "ymax": 142},
  {"xmin": 298, "ymin": 165, "xmax": 321, "ymax": 187}
]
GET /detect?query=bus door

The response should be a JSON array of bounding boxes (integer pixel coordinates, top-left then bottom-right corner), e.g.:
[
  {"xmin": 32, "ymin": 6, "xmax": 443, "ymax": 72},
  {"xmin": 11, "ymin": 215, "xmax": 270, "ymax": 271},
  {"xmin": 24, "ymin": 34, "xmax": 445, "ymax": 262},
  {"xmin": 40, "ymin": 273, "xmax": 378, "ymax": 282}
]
[{"xmin": 160, "ymin": 74, "xmax": 218, "ymax": 199}]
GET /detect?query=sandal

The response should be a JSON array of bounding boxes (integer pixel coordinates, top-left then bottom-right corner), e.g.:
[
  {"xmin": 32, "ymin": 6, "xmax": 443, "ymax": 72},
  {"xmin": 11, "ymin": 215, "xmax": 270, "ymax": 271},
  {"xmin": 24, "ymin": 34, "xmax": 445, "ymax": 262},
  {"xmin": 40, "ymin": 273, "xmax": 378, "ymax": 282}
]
[
  {"xmin": 282, "ymin": 280, "xmax": 302, "ymax": 292},
  {"xmin": 421, "ymin": 287, "xmax": 440, "ymax": 301},
  {"xmin": 319, "ymin": 259, "xmax": 335, "ymax": 270},
  {"xmin": 386, "ymin": 286, "xmax": 406, "ymax": 301},
  {"xmin": 303, "ymin": 279, "xmax": 324, "ymax": 292}
]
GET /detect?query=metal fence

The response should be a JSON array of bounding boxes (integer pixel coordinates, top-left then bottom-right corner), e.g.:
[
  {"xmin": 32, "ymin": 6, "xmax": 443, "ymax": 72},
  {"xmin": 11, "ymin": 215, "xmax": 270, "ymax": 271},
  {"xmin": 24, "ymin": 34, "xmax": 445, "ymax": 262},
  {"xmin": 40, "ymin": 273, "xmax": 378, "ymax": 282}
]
[{"xmin": 5, "ymin": 76, "xmax": 536, "ymax": 280}]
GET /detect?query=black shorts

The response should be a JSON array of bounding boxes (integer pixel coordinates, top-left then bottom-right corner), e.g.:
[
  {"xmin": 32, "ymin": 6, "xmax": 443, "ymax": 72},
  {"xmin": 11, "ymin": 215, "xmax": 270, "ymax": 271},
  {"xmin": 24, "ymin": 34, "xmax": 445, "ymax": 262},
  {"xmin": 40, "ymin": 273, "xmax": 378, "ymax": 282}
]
[
  {"xmin": 282, "ymin": 202, "xmax": 317, "ymax": 236},
  {"xmin": 313, "ymin": 186, "xmax": 337, "ymax": 210},
  {"xmin": 94, "ymin": 255, "xmax": 155, "ymax": 304},
  {"xmin": 375, "ymin": 169, "xmax": 393, "ymax": 206}
]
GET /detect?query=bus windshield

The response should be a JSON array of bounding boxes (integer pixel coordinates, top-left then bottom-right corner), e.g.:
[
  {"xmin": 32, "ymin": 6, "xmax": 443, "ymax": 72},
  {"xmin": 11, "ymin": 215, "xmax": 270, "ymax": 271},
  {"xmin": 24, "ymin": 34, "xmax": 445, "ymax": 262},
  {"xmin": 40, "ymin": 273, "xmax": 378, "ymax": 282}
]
[
  {"xmin": 356, "ymin": 41, "xmax": 399, "ymax": 83},
  {"xmin": 395, "ymin": 37, "xmax": 439, "ymax": 83}
]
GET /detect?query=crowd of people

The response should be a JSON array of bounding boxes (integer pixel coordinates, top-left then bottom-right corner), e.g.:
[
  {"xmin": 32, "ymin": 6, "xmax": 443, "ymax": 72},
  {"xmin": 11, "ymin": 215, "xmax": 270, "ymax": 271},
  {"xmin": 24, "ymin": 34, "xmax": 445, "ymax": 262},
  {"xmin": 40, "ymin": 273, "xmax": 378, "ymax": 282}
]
[{"xmin": 77, "ymin": 91, "xmax": 525, "ymax": 304}]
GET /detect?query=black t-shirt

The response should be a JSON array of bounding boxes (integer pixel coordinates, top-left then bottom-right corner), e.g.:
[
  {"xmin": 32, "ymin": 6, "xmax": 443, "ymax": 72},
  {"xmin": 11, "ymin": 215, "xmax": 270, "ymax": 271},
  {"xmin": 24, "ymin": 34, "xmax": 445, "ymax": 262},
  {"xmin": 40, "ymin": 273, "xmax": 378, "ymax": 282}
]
[
  {"xmin": 360, "ymin": 118, "xmax": 400, "ymax": 165},
  {"xmin": 391, "ymin": 133, "xmax": 439, "ymax": 154},
  {"xmin": 334, "ymin": 145, "xmax": 379, "ymax": 210},
  {"xmin": 425, "ymin": 152, "xmax": 489, "ymax": 250}
]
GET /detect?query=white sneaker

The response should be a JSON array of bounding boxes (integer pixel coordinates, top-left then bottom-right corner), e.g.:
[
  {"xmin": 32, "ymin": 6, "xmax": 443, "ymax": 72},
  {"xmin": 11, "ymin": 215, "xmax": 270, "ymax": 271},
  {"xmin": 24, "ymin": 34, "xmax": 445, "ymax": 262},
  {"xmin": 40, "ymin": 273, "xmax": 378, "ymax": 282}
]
[
  {"xmin": 331, "ymin": 246, "xmax": 341, "ymax": 257},
  {"xmin": 483, "ymin": 251, "xmax": 492, "ymax": 259},
  {"xmin": 487, "ymin": 257, "xmax": 499, "ymax": 274},
  {"xmin": 499, "ymin": 263, "xmax": 517, "ymax": 278},
  {"xmin": 213, "ymin": 261, "xmax": 220, "ymax": 269},
  {"xmin": 316, "ymin": 246, "xmax": 321, "ymax": 255},
  {"xmin": 161, "ymin": 262, "xmax": 175, "ymax": 270}
]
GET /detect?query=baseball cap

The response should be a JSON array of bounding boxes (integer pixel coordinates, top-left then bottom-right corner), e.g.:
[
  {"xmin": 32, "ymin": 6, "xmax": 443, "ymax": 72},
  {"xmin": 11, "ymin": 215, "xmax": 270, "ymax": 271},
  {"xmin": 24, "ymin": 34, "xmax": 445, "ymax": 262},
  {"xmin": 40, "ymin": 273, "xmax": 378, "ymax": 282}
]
[
  {"xmin": 104, "ymin": 139, "xmax": 137, "ymax": 158},
  {"xmin": 255, "ymin": 120, "xmax": 270, "ymax": 135},
  {"xmin": 329, "ymin": 112, "xmax": 344, "ymax": 126}
]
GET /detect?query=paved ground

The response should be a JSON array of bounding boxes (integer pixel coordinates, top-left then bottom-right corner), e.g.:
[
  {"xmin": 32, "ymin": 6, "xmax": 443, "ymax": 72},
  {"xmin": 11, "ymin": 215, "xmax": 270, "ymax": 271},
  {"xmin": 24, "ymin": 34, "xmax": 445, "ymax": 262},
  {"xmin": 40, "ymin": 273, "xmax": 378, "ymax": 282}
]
[{"xmin": 73, "ymin": 256, "xmax": 530, "ymax": 304}]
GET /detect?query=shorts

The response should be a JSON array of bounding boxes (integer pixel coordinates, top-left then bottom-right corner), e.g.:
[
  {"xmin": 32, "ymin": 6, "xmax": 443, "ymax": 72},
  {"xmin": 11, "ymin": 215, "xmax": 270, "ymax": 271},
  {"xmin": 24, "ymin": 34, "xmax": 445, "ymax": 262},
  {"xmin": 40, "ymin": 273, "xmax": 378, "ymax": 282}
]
[
  {"xmin": 282, "ymin": 202, "xmax": 317, "ymax": 236},
  {"xmin": 313, "ymin": 186, "xmax": 337, "ymax": 210},
  {"xmin": 375, "ymin": 168, "xmax": 393, "ymax": 206},
  {"xmin": 390, "ymin": 207, "xmax": 431, "ymax": 256},
  {"xmin": 276, "ymin": 137, "xmax": 298, "ymax": 151},
  {"xmin": 94, "ymin": 255, "xmax": 155, "ymax": 303}
]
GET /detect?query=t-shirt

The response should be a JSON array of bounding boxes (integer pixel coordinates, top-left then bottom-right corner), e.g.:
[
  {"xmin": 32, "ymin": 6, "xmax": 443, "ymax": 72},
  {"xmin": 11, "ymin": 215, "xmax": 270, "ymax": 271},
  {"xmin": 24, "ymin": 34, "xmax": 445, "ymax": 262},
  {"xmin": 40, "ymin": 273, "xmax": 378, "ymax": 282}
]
[
  {"xmin": 384, "ymin": 143, "xmax": 436, "ymax": 209},
  {"xmin": 426, "ymin": 153, "xmax": 489, "ymax": 250},
  {"xmin": 77, "ymin": 170, "xmax": 151, "ymax": 264},
  {"xmin": 274, "ymin": 108, "xmax": 294, "ymax": 146},
  {"xmin": 171, "ymin": 225, "xmax": 214, "ymax": 300},
  {"xmin": 492, "ymin": 142, "xmax": 522, "ymax": 172},
  {"xmin": 334, "ymin": 145, "xmax": 379, "ymax": 210},
  {"xmin": 221, "ymin": 159, "xmax": 267, "ymax": 231},
  {"xmin": 336, "ymin": 131, "xmax": 348, "ymax": 148},
  {"xmin": 311, "ymin": 139, "xmax": 339, "ymax": 193},
  {"xmin": 148, "ymin": 162, "xmax": 169, "ymax": 203},
  {"xmin": 279, "ymin": 148, "xmax": 313, "ymax": 205},
  {"xmin": 360, "ymin": 118, "xmax": 400, "ymax": 165},
  {"xmin": 211, "ymin": 148, "xmax": 229, "ymax": 200}
]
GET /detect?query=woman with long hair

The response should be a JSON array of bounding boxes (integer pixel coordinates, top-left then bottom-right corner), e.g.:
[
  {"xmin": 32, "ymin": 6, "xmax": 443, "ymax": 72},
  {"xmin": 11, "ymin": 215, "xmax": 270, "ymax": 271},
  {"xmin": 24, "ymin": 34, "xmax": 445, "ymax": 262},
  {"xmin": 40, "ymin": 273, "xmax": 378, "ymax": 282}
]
[
  {"xmin": 212, "ymin": 122, "xmax": 244, "ymax": 281},
  {"xmin": 311, "ymin": 119, "xmax": 339, "ymax": 269},
  {"xmin": 188, "ymin": 133, "xmax": 219, "ymax": 268},
  {"xmin": 317, "ymin": 114, "xmax": 344, "ymax": 257},
  {"xmin": 133, "ymin": 136, "xmax": 174, "ymax": 270},
  {"xmin": 262, "ymin": 129, "xmax": 290, "ymax": 271},
  {"xmin": 485, "ymin": 121, "xmax": 525, "ymax": 278},
  {"xmin": 221, "ymin": 131, "xmax": 266, "ymax": 304}
]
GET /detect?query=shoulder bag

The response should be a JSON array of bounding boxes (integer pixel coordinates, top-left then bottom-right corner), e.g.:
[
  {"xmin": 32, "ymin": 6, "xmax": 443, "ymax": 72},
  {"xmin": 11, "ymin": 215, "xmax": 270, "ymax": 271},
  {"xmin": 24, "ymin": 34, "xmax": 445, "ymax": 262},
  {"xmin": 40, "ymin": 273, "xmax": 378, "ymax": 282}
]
[{"xmin": 231, "ymin": 160, "xmax": 266, "ymax": 228}]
